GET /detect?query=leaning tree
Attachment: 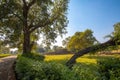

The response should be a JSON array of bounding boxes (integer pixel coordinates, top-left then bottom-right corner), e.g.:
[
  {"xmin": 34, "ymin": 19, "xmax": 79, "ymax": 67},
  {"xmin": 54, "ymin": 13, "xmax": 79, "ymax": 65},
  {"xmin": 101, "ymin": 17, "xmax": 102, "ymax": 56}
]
[
  {"xmin": 0, "ymin": 0, "xmax": 69, "ymax": 54},
  {"xmin": 66, "ymin": 22, "xmax": 120, "ymax": 67}
]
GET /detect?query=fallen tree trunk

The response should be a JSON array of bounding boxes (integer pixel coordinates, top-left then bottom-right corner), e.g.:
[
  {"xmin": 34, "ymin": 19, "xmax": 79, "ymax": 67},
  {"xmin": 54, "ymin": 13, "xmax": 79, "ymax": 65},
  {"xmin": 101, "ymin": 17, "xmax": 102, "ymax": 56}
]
[{"xmin": 66, "ymin": 38, "xmax": 119, "ymax": 67}]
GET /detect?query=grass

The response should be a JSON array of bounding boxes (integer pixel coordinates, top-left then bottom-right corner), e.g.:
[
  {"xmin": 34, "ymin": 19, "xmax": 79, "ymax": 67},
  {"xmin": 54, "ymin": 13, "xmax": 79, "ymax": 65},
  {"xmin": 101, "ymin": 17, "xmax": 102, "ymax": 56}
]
[
  {"xmin": 45, "ymin": 54, "xmax": 120, "ymax": 64},
  {"xmin": 45, "ymin": 54, "xmax": 103, "ymax": 80},
  {"xmin": 45, "ymin": 54, "xmax": 106, "ymax": 64},
  {"xmin": 0, "ymin": 54, "xmax": 11, "ymax": 58},
  {"xmin": 45, "ymin": 54, "xmax": 120, "ymax": 80},
  {"xmin": 16, "ymin": 54, "xmax": 120, "ymax": 80},
  {"xmin": 45, "ymin": 54, "xmax": 72, "ymax": 61}
]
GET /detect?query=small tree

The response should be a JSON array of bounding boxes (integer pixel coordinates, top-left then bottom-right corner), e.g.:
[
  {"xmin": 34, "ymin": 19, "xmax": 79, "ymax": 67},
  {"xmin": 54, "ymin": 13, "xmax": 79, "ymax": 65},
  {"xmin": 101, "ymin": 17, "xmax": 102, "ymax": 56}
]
[{"xmin": 67, "ymin": 29, "xmax": 97, "ymax": 52}]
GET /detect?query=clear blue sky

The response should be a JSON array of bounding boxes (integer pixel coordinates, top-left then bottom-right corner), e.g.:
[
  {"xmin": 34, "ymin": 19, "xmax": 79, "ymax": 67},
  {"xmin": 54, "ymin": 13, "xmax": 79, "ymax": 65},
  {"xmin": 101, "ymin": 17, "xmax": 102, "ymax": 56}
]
[{"xmin": 55, "ymin": 0, "xmax": 120, "ymax": 46}]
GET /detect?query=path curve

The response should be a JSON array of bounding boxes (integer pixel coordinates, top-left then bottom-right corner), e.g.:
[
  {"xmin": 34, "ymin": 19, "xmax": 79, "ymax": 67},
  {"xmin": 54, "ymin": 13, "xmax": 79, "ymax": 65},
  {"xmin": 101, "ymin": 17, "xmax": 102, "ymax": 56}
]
[{"xmin": 0, "ymin": 56, "xmax": 17, "ymax": 80}]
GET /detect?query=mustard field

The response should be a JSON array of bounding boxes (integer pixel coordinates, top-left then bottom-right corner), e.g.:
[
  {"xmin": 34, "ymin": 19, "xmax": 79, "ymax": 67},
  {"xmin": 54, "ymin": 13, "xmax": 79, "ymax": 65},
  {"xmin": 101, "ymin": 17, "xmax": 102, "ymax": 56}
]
[{"xmin": 45, "ymin": 54, "xmax": 111, "ymax": 64}]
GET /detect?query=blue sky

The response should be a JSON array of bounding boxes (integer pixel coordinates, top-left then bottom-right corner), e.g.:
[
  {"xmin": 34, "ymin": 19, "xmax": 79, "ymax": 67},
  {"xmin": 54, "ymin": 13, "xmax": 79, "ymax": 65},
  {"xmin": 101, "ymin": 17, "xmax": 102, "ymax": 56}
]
[{"xmin": 55, "ymin": 0, "xmax": 120, "ymax": 46}]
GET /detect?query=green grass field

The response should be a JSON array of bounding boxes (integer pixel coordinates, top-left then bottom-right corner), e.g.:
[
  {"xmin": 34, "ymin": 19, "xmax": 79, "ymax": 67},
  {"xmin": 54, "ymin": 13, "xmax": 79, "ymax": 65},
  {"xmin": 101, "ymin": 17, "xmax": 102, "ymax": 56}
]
[{"xmin": 45, "ymin": 54, "xmax": 117, "ymax": 64}]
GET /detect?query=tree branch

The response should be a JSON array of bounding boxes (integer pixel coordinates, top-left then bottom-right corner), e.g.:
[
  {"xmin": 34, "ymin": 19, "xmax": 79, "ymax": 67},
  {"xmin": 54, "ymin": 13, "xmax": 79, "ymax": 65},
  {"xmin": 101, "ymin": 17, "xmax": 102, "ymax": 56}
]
[
  {"xmin": 29, "ymin": 15, "xmax": 59, "ymax": 33},
  {"xmin": 29, "ymin": 20, "xmax": 50, "ymax": 33},
  {"xmin": 28, "ymin": 0, "xmax": 36, "ymax": 8},
  {"xmin": 2, "ymin": 3, "xmax": 24, "ymax": 22},
  {"xmin": 22, "ymin": 0, "xmax": 27, "ymax": 6},
  {"xmin": 66, "ymin": 38, "xmax": 120, "ymax": 68},
  {"xmin": 14, "ymin": 14, "xmax": 23, "ymax": 22}
]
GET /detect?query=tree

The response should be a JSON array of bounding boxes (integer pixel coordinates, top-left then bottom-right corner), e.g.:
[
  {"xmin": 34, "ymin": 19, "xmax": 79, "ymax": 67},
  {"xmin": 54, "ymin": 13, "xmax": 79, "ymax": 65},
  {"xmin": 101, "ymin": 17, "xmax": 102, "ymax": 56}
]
[
  {"xmin": 62, "ymin": 36, "xmax": 71, "ymax": 47},
  {"xmin": 0, "ymin": 0, "xmax": 69, "ymax": 54},
  {"xmin": 37, "ymin": 45, "xmax": 45, "ymax": 53},
  {"xmin": 52, "ymin": 45, "xmax": 63, "ymax": 51},
  {"xmin": 66, "ymin": 23, "xmax": 120, "ymax": 67},
  {"xmin": 113, "ymin": 22, "xmax": 120, "ymax": 42},
  {"xmin": 0, "ymin": 40, "xmax": 10, "ymax": 54},
  {"xmin": 66, "ymin": 29, "xmax": 97, "ymax": 52}
]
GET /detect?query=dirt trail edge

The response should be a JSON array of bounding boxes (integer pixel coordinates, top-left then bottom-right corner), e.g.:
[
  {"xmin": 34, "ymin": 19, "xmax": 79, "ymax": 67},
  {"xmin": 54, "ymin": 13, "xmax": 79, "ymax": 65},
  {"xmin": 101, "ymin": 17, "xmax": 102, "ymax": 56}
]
[{"xmin": 0, "ymin": 56, "xmax": 17, "ymax": 80}]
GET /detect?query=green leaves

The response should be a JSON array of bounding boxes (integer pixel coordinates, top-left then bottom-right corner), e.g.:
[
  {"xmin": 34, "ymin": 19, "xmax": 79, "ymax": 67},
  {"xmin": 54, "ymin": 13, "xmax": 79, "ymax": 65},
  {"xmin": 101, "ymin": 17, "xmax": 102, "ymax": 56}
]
[
  {"xmin": 113, "ymin": 22, "xmax": 120, "ymax": 43},
  {"xmin": 0, "ymin": 0, "xmax": 69, "ymax": 53},
  {"xmin": 16, "ymin": 55, "xmax": 80, "ymax": 80},
  {"xmin": 67, "ymin": 29, "xmax": 97, "ymax": 52}
]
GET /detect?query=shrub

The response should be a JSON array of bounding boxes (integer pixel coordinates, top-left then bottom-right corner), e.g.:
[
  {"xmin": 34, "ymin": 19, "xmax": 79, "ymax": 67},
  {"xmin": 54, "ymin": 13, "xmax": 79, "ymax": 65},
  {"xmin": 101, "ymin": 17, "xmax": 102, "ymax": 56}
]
[
  {"xmin": 15, "ymin": 56, "xmax": 80, "ymax": 80},
  {"xmin": 22, "ymin": 52, "xmax": 45, "ymax": 61},
  {"xmin": 97, "ymin": 57, "xmax": 120, "ymax": 80},
  {"xmin": 72, "ymin": 63, "xmax": 100, "ymax": 80}
]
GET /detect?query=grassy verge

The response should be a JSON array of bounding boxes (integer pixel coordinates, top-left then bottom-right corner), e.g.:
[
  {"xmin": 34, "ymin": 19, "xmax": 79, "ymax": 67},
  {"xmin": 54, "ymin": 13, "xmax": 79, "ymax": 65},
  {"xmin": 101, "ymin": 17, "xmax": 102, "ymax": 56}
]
[{"xmin": 0, "ymin": 54, "xmax": 11, "ymax": 58}]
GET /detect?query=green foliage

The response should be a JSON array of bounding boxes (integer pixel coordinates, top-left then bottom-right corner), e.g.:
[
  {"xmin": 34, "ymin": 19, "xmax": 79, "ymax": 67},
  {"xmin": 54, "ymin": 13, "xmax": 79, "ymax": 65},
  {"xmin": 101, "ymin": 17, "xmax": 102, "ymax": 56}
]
[
  {"xmin": 105, "ymin": 22, "xmax": 120, "ymax": 43},
  {"xmin": 97, "ymin": 57, "xmax": 120, "ymax": 80},
  {"xmin": 22, "ymin": 53, "xmax": 45, "ymax": 61},
  {"xmin": 62, "ymin": 36, "xmax": 71, "ymax": 47},
  {"xmin": 0, "ymin": 0, "xmax": 69, "ymax": 53},
  {"xmin": 16, "ymin": 54, "xmax": 120, "ymax": 80},
  {"xmin": 72, "ymin": 63, "xmax": 100, "ymax": 80},
  {"xmin": 114, "ymin": 23, "xmax": 120, "ymax": 37},
  {"xmin": 15, "ymin": 56, "xmax": 80, "ymax": 80},
  {"xmin": 0, "ymin": 46, "xmax": 10, "ymax": 54},
  {"xmin": 113, "ymin": 22, "xmax": 120, "ymax": 43},
  {"xmin": 67, "ymin": 29, "xmax": 97, "ymax": 52}
]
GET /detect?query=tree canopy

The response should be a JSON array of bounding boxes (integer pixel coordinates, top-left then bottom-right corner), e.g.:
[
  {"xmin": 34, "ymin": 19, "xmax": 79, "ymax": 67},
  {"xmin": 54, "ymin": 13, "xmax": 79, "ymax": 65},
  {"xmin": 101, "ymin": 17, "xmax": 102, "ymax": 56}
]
[
  {"xmin": 0, "ymin": 0, "xmax": 69, "ymax": 54},
  {"xmin": 66, "ymin": 29, "xmax": 97, "ymax": 52},
  {"xmin": 113, "ymin": 22, "xmax": 120, "ymax": 42}
]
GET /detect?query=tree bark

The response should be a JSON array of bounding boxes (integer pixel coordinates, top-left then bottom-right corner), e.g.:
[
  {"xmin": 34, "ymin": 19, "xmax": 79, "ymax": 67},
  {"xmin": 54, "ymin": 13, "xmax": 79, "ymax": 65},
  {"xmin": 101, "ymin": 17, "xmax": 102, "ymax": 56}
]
[
  {"xmin": 22, "ymin": 1, "xmax": 31, "ymax": 54},
  {"xmin": 66, "ymin": 38, "xmax": 119, "ymax": 67},
  {"xmin": 23, "ymin": 31, "xmax": 31, "ymax": 54}
]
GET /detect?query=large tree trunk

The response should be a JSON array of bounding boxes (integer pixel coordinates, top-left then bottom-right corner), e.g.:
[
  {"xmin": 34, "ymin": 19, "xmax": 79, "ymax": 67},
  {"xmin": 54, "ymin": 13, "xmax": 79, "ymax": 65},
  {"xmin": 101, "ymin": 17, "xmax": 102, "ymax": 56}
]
[
  {"xmin": 23, "ymin": 31, "xmax": 31, "ymax": 54},
  {"xmin": 22, "ymin": 2, "xmax": 31, "ymax": 54},
  {"xmin": 66, "ymin": 38, "xmax": 119, "ymax": 67}
]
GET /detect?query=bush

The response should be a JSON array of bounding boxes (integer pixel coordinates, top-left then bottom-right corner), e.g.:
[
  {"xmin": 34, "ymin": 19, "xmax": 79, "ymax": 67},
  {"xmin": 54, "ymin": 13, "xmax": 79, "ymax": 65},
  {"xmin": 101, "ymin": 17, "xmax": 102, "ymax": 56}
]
[
  {"xmin": 22, "ymin": 52, "xmax": 45, "ymax": 61},
  {"xmin": 15, "ymin": 56, "xmax": 80, "ymax": 80},
  {"xmin": 72, "ymin": 63, "xmax": 100, "ymax": 80},
  {"xmin": 97, "ymin": 57, "xmax": 120, "ymax": 80}
]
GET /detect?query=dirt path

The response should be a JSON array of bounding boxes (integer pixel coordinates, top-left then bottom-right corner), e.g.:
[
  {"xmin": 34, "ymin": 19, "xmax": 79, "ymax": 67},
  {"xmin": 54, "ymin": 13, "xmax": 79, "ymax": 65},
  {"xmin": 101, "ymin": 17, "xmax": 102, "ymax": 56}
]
[{"xmin": 0, "ymin": 56, "xmax": 17, "ymax": 80}]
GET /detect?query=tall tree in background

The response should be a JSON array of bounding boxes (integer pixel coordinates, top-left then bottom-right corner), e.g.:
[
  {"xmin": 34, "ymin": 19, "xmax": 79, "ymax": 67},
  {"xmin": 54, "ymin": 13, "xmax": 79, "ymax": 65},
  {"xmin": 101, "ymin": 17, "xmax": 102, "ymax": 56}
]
[
  {"xmin": 113, "ymin": 22, "xmax": 120, "ymax": 42},
  {"xmin": 66, "ymin": 29, "xmax": 97, "ymax": 52},
  {"xmin": 0, "ymin": 0, "xmax": 69, "ymax": 54},
  {"xmin": 62, "ymin": 36, "xmax": 71, "ymax": 47}
]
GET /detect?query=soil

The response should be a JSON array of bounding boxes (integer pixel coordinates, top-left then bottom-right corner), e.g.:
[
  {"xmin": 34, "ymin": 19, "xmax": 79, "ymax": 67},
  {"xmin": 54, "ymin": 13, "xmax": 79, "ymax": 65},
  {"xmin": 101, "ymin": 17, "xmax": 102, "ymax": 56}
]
[{"xmin": 0, "ymin": 56, "xmax": 17, "ymax": 80}]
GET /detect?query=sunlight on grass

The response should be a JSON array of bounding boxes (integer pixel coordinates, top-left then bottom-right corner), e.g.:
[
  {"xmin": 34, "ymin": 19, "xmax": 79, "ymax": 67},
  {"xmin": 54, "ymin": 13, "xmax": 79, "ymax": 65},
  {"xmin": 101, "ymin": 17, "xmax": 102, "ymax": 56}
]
[
  {"xmin": 45, "ymin": 54, "xmax": 73, "ymax": 61},
  {"xmin": 76, "ymin": 58, "xmax": 97, "ymax": 64},
  {"xmin": 45, "ymin": 54, "xmax": 97, "ymax": 64},
  {"xmin": 0, "ymin": 54, "xmax": 11, "ymax": 58},
  {"xmin": 45, "ymin": 54, "xmax": 120, "ymax": 64}
]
